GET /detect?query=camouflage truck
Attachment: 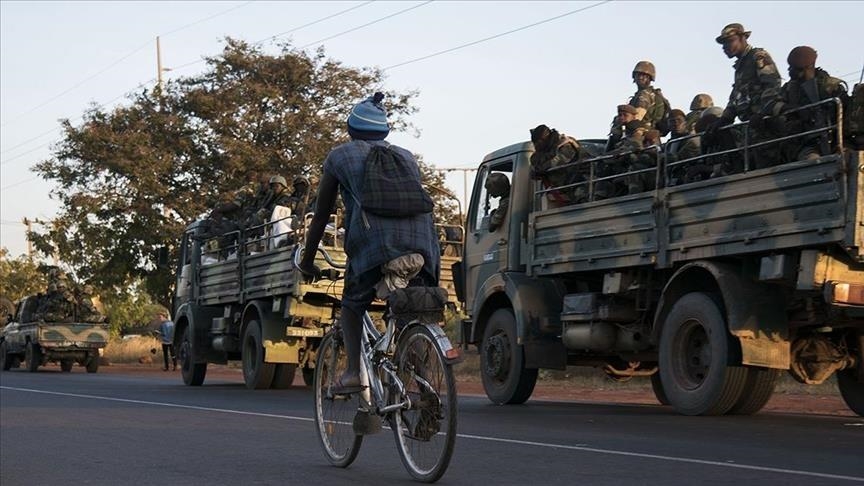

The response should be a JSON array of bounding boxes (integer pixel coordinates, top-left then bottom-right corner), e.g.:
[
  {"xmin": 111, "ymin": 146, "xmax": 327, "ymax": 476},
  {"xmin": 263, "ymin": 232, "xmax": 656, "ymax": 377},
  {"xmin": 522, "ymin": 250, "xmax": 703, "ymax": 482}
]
[
  {"xmin": 170, "ymin": 212, "xmax": 460, "ymax": 389},
  {"xmin": 0, "ymin": 295, "xmax": 108, "ymax": 373},
  {"xmin": 455, "ymin": 98, "xmax": 864, "ymax": 416}
]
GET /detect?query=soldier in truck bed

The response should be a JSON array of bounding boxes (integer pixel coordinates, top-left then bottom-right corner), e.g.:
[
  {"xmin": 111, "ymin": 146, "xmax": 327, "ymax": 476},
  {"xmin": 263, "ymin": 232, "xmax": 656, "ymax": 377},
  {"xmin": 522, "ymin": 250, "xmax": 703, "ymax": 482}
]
[
  {"xmin": 757, "ymin": 45, "xmax": 850, "ymax": 163},
  {"xmin": 530, "ymin": 124, "xmax": 595, "ymax": 205}
]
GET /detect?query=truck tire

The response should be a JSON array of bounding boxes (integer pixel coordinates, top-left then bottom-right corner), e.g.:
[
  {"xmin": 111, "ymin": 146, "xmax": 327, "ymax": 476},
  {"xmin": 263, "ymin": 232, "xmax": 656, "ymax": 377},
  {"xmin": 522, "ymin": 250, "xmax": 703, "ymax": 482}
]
[
  {"xmin": 650, "ymin": 372, "xmax": 670, "ymax": 405},
  {"xmin": 481, "ymin": 308, "xmax": 537, "ymax": 405},
  {"xmin": 179, "ymin": 325, "xmax": 207, "ymax": 386},
  {"xmin": 86, "ymin": 354, "xmax": 99, "ymax": 373},
  {"xmin": 61, "ymin": 359, "xmax": 74, "ymax": 372},
  {"xmin": 728, "ymin": 367, "xmax": 779, "ymax": 415},
  {"xmin": 837, "ymin": 368, "xmax": 864, "ymax": 416},
  {"xmin": 0, "ymin": 341, "xmax": 12, "ymax": 371},
  {"xmin": 271, "ymin": 363, "xmax": 297, "ymax": 389},
  {"xmin": 659, "ymin": 292, "xmax": 748, "ymax": 416},
  {"xmin": 25, "ymin": 342, "xmax": 42, "ymax": 372},
  {"xmin": 242, "ymin": 320, "xmax": 275, "ymax": 390}
]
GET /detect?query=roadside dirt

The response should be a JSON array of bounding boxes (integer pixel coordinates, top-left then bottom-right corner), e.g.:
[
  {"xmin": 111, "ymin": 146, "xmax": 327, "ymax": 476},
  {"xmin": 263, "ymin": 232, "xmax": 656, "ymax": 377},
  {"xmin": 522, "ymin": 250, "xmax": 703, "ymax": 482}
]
[{"xmin": 93, "ymin": 362, "xmax": 858, "ymax": 418}]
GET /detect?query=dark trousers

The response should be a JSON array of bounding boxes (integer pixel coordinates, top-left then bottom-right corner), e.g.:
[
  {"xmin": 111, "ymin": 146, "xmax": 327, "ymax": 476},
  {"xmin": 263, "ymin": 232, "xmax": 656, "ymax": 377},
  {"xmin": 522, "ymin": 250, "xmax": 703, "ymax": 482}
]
[{"xmin": 162, "ymin": 343, "xmax": 176, "ymax": 370}]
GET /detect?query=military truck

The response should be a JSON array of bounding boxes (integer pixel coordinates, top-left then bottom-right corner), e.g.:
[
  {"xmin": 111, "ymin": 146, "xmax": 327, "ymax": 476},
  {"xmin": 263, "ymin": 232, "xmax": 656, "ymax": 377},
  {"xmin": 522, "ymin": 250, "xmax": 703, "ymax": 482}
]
[
  {"xmin": 455, "ymin": 99, "xmax": 864, "ymax": 416},
  {"xmin": 170, "ymin": 212, "xmax": 461, "ymax": 389},
  {"xmin": 0, "ymin": 295, "xmax": 108, "ymax": 373}
]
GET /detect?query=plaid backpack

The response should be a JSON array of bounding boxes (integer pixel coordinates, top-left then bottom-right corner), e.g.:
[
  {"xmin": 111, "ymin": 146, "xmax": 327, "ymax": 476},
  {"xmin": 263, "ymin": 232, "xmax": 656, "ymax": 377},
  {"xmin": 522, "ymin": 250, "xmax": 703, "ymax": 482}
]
[{"xmin": 360, "ymin": 145, "xmax": 434, "ymax": 217}]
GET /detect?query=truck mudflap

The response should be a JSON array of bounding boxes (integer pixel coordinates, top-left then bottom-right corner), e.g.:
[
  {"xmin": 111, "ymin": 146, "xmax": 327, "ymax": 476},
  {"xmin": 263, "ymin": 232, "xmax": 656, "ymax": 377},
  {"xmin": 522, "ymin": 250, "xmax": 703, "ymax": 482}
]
[{"xmin": 655, "ymin": 261, "xmax": 790, "ymax": 370}]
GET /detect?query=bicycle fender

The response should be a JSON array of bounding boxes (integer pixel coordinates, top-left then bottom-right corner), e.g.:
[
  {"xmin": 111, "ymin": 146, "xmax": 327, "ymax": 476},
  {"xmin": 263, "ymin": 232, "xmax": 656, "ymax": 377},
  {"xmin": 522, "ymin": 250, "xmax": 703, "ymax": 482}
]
[{"xmin": 408, "ymin": 322, "xmax": 463, "ymax": 364}]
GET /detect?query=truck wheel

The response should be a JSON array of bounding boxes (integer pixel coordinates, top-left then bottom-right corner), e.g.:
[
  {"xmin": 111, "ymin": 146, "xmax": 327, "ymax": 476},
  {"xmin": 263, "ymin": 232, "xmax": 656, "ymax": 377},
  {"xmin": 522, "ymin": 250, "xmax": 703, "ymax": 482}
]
[
  {"xmin": 481, "ymin": 308, "xmax": 537, "ymax": 404},
  {"xmin": 242, "ymin": 320, "xmax": 275, "ymax": 390},
  {"xmin": 837, "ymin": 368, "xmax": 864, "ymax": 416},
  {"xmin": 25, "ymin": 342, "xmax": 42, "ymax": 372},
  {"xmin": 727, "ymin": 367, "xmax": 779, "ymax": 415},
  {"xmin": 271, "ymin": 363, "xmax": 297, "ymax": 389},
  {"xmin": 60, "ymin": 360, "xmax": 74, "ymax": 372},
  {"xmin": 0, "ymin": 341, "xmax": 12, "ymax": 371},
  {"xmin": 86, "ymin": 354, "xmax": 99, "ymax": 373},
  {"xmin": 659, "ymin": 292, "xmax": 748, "ymax": 416},
  {"xmin": 179, "ymin": 325, "xmax": 207, "ymax": 386},
  {"xmin": 650, "ymin": 372, "xmax": 670, "ymax": 405}
]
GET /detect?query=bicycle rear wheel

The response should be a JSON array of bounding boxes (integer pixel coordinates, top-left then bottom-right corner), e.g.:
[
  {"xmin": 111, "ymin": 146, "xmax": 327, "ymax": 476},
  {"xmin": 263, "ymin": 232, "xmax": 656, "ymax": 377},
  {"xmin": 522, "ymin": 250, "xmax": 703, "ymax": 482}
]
[
  {"xmin": 391, "ymin": 325, "xmax": 457, "ymax": 483},
  {"xmin": 313, "ymin": 330, "xmax": 362, "ymax": 467}
]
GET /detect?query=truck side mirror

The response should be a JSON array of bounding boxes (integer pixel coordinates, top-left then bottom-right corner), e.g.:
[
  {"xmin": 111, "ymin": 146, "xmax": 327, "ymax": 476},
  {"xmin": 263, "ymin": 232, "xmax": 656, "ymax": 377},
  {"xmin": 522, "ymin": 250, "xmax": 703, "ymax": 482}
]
[{"xmin": 156, "ymin": 246, "xmax": 170, "ymax": 269}]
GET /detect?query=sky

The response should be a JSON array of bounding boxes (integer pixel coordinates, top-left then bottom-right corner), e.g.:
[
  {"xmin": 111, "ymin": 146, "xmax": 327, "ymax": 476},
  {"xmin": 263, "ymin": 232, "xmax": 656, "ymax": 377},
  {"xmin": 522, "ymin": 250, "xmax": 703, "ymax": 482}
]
[{"xmin": 1, "ymin": 0, "xmax": 862, "ymax": 259}]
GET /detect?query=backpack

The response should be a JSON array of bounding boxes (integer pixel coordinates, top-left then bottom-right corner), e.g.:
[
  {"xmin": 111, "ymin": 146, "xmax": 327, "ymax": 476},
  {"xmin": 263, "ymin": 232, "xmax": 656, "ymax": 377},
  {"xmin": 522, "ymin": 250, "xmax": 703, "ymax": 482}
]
[{"xmin": 360, "ymin": 144, "xmax": 434, "ymax": 217}]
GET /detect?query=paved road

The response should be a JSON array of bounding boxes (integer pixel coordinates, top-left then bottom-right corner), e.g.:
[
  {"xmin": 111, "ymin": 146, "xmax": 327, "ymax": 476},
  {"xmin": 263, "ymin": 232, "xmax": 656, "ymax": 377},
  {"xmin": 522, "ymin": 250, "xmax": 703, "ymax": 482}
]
[{"xmin": 1, "ymin": 368, "xmax": 862, "ymax": 485}]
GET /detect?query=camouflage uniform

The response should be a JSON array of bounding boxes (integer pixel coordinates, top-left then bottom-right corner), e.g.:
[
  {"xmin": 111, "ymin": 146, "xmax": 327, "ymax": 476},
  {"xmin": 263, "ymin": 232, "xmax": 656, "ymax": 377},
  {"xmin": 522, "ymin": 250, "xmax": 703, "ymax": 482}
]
[
  {"xmin": 485, "ymin": 173, "xmax": 510, "ymax": 232},
  {"xmin": 36, "ymin": 282, "xmax": 75, "ymax": 322},
  {"xmin": 630, "ymin": 87, "xmax": 671, "ymax": 136},
  {"xmin": 75, "ymin": 284, "xmax": 104, "ymax": 323},
  {"xmin": 530, "ymin": 125, "xmax": 595, "ymax": 204},
  {"xmin": 765, "ymin": 68, "xmax": 849, "ymax": 161},
  {"xmin": 722, "ymin": 44, "xmax": 781, "ymax": 123}
]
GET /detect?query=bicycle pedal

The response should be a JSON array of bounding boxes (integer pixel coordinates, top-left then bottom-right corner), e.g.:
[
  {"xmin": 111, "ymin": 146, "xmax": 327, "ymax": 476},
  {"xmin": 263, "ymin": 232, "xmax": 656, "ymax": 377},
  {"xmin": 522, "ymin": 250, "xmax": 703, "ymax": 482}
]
[{"xmin": 353, "ymin": 411, "xmax": 382, "ymax": 435}]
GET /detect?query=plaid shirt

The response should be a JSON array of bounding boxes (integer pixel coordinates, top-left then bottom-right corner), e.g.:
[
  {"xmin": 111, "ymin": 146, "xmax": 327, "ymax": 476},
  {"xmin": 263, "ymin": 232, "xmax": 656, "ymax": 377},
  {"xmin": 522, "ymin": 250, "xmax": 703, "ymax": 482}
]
[{"xmin": 324, "ymin": 140, "xmax": 440, "ymax": 281}]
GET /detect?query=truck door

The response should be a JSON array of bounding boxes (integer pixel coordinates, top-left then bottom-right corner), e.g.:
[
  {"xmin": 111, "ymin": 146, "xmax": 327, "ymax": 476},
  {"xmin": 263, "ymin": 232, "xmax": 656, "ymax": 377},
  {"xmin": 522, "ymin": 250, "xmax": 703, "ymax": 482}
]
[{"xmin": 464, "ymin": 160, "xmax": 514, "ymax": 307}]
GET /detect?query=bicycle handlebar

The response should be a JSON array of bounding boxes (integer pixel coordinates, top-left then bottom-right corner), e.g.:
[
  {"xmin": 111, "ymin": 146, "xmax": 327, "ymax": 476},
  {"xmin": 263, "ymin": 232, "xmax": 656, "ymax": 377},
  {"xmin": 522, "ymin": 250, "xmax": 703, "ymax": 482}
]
[{"xmin": 293, "ymin": 244, "xmax": 345, "ymax": 281}]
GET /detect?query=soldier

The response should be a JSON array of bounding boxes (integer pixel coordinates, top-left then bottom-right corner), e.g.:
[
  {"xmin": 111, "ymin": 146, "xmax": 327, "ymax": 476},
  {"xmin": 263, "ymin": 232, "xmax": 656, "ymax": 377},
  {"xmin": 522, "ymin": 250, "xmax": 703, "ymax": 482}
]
[
  {"xmin": 530, "ymin": 124, "xmax": 595, "ymax": 205},
  {"xmin": 606, "ymin": 104, "xmax": 647, "ymax": 152},
  {"xmin": 75, "ymin": 283, "xmax": 104, "ymax": 323},
  {"xmin": 710, "ymin": 23, "xmax": 781, "ymax": 169},
  {"xmin": 699, "ymin": 106, "xmax": 744, "ymax": 178},
  {"xmin": 666, "ymin": 109, "xmax": 703, "ymax": 184},
  {"xmin": 485, "ymin": 173, "xmax": 510, "ymax": 232},
  {"xmin": 757, "ymin": 45, "xmax": 850, "ymax": 162},
  {"xmin": 36, "ymin": 279, "xmax": 75, "ymax": 322},
  {"xmin": 629, "ymin": 61, "xmax": 671, "ymax": 136},
  {"xmin": 686, "ymin": 94, "xmax": 714, "ymax": 132}
]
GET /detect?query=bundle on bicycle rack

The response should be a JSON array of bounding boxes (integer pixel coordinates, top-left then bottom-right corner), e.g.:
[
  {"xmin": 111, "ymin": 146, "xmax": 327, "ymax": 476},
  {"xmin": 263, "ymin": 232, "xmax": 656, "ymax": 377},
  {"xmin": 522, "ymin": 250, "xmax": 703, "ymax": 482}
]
[{"xmin": 386, "ymin": 286, "xmax": 449, "ymax": 327}]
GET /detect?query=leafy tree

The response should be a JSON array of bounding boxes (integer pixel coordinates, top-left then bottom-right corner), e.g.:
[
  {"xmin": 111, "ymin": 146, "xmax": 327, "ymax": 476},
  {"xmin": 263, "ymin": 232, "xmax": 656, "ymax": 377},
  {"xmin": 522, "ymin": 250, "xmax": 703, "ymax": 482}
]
[
  {"xmin": 30, "ymin": 38, "xmax": 449, "ymax": 305},
  {"xmin": 0, "ymin": 247, "xmax": 48, "ymax": 303}
]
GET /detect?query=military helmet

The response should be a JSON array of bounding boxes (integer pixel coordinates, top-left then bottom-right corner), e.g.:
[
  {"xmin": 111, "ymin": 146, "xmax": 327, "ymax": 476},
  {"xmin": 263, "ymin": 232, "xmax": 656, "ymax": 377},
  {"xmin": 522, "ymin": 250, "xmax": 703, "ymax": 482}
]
[
  {"xmin": 269, "ymin": 175, "xmax": 288, "ymax": 187},
  {"xmin": 292, "ymin": 176, "xmax": 310, "ymax": 188},
  {"xmin": 632, "ymin": 61, "xmax": 656, "ymax": 81},
  {"xmin": 690, "ymin": 93, "xmax": 714, "ymax": 111},
  {"xmin": 47, "ymin": 282, "xmax": 58, "ymax": 293},
  {"xmin": 617, "ymin": 104, "xmax": 638, "ymax": 116},
  {"xmin": 485, "ymin": 173, "xmax": 511, "ymax": 198},
  {"xmin": 715, "ymin": 23, "xmax": 751, "ymax": 44},
  {"xmin": 669, "ymin": 109, "xmax": 686, "ymax": 120},
  {"xmin": 788, "ymin": 46, "xmax": 817, "ymax": 69},
  {"xmin": 700, "ymin": 106, "xmax": 725, "ymax": 120}
]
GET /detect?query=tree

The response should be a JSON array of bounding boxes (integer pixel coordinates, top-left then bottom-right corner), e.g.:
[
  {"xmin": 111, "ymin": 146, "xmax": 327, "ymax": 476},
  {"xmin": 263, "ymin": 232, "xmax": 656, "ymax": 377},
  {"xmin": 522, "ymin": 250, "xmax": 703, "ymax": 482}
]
[
  {"xmin": 0, "ymin": 248, "xmax": 49, "ymax": 303},
  {"xmin": 30, "ymin": 38, "xmax": 426, "ymax": 304}
]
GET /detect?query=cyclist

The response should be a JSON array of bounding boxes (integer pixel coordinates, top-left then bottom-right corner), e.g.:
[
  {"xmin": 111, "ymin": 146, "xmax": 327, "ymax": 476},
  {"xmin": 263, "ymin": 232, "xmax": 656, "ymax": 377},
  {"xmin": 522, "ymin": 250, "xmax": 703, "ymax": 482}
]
[{"xmin": 298, "ymin": 92, "xmax": 440, "ymax": 395}]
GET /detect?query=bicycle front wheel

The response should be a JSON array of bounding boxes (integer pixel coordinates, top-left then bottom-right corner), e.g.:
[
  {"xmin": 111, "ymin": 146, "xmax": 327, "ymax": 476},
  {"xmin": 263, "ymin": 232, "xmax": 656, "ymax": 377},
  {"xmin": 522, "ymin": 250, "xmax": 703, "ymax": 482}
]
[
  {"xmin": 392, "ymin": 325, "xmax": 457, "ymax": 483},
  {"xmin": 314, "ymin": 330, "xmax": 362, "ymax": 467}
]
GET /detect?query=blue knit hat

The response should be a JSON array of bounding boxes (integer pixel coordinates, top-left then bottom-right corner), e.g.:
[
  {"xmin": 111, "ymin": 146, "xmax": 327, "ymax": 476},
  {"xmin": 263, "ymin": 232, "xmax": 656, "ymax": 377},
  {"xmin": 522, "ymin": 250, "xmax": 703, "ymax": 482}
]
[{"xmin": 347, "ymin": 92, "xmax": 390, "ymax": 136}]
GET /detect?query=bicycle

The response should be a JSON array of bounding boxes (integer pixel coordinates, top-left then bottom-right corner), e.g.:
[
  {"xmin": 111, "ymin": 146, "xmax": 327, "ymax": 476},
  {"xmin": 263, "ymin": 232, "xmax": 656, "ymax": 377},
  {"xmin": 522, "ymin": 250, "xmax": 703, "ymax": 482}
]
[{"xmin": 296, "ymin": 245, "xmax": 459, "ymax": 483}]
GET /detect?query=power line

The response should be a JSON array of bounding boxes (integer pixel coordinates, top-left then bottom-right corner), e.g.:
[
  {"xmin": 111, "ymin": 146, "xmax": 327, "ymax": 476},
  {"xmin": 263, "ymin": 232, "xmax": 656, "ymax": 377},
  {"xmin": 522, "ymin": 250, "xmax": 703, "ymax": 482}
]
[
  {"xmin": 0, "ymin": 1, "xmax": 254, "ymax": 129},
  {"xmin": 384, "ymin": 0, "xmax": 612, "ymax": 71},
  {"xmin": 1, "ymin": 78, "xmax": 157, "ymax": 167},
  {"xmin": 300, "ymin": 1, "xmax": 433, "ymax": 49},
  {"xmin": 170, "ymin": 1, "xmax": 377, "ymax": 74},
  {"xmin": 1, "ymin": 175, "xmax": 40, "ymax": 191}
]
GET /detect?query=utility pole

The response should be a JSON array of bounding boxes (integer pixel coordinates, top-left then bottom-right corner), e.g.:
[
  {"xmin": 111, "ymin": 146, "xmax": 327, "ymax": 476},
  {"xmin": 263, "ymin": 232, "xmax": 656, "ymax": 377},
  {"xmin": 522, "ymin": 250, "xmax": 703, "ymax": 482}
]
[
  {"xmin": 156, "ymin": 36, "xmax": 172, "ymax": 94},
  {"xmin": 22, "ymin": 217, "xmax": 32, "ymax": 260}
]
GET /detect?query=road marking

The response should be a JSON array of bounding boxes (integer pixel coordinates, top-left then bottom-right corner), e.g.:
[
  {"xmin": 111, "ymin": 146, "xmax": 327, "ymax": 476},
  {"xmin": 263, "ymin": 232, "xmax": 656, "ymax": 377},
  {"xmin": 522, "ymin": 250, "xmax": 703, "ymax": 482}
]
[
  {"xmin": 0, "ymin": 386, "xmax": 314, "ymax": 423},
  {"xmin": 3, "ymin": 385, "xmax": 863, "ymax": 483}
]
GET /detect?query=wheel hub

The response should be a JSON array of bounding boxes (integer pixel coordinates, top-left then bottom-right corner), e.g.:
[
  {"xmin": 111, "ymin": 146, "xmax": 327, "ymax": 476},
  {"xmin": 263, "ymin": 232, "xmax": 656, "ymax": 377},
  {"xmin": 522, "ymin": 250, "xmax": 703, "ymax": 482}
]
[{"xmin": 483, "ymin": 333, "xmax": 510, "ymax": 380}]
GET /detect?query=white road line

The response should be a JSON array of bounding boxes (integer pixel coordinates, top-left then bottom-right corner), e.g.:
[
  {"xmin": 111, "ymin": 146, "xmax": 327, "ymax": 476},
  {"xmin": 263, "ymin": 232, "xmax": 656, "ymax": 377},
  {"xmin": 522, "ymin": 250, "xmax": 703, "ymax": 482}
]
[{"xmin": 3, "ymin": 385, "xmax": 863, "ymax": 483}]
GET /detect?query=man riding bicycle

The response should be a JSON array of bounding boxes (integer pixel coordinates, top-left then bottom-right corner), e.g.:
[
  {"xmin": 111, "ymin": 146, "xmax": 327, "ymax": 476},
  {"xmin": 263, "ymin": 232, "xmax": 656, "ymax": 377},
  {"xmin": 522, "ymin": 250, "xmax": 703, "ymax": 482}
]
[{"xmin": 298, "ymin": 92, "xmax": 441, "ymax": 395}]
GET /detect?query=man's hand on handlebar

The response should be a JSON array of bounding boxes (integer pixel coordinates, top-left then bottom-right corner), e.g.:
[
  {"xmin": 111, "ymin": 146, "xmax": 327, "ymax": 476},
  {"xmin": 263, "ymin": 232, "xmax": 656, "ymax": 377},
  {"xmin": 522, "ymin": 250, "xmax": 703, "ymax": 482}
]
[{"xmin": 297, "ymin": 261, "xmax": 322, "ymax": 283}]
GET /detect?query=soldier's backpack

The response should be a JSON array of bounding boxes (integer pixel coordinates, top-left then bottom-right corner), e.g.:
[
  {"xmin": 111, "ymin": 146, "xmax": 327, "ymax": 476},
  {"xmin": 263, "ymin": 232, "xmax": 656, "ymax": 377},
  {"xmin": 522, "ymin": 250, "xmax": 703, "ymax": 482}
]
[{"xmin": 360, "ymin": 144, "xmax": 434, "ymax": 217}]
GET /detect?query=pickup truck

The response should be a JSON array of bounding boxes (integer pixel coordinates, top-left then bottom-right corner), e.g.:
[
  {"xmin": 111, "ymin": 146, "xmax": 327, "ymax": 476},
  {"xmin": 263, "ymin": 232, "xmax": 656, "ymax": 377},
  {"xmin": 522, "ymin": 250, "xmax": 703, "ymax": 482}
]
[{"xmin": 1, "ymin": 295, "xmax": 109, "ymax": 373}]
